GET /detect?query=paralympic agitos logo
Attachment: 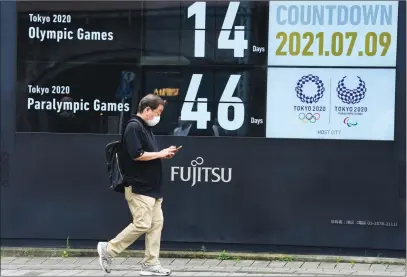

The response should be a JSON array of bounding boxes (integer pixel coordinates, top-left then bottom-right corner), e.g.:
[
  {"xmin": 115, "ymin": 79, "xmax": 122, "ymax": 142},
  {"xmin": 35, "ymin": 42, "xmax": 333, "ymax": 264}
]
[
  {"xmin": 344, "ymin": 116, "xmax": 358, "ymax": 127},
  {"xmin": 170, "ymin": 157, "xmax": 232, "ymax": 187}
]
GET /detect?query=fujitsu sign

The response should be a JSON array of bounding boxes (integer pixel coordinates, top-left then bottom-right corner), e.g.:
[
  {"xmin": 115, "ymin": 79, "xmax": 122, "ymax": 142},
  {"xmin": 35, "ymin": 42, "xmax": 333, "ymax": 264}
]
[{"xmin": 170, "ymin": 157, "xmax": 232, "ymax": 187}]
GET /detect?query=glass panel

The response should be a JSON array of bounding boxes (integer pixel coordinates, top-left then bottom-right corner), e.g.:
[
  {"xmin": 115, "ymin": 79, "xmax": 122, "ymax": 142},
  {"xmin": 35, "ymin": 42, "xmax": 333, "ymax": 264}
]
[
  {"xmin": 143, "ymin": 1, "xmax": 181, "ymax": 30},
  {"xmin": 17, "ymin": 1, "xmax": 143, "ymax": 64},
  {"xmin": 17, "ymin": 61, "xmax": 138, "ymax": 133},
  {"xmin": 140, "ymin": 67, "xmax": 266, "ymax": 137}
]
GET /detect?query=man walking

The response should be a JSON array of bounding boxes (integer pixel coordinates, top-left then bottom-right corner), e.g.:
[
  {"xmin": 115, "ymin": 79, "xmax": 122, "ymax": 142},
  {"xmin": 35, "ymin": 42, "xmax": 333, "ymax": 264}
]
[{"xmin": 98, "ymin": 94, "xmax": 178, "ymax": 276}]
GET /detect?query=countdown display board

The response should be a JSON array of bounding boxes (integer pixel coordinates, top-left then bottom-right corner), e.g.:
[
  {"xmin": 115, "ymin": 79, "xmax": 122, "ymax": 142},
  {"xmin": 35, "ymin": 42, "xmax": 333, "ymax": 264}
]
[
  {"xmin": 16, "ymin": 1, "xmax": 399, "ymax": 140},
  {"xmin": 268, "ymin": 1, "xmax": 399, "ymax": 67},
  {"xmin": 266, "ymin": 1, "xmax": 398, "ymax": 141},
  {"xmin": 266, "ymin": 68, "xmax": 396, "ymax": 140}
]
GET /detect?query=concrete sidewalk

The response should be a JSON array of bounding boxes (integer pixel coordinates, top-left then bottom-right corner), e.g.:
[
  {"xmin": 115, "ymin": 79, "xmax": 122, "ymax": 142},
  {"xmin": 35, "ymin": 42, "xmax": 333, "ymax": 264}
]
[
  {"xmin": 1, "ymin": 247, "xmax": 405, "ymax": 265},
  {"xmin": 1, "ymin": 257, "xmax": 406, "ymax": 276}
]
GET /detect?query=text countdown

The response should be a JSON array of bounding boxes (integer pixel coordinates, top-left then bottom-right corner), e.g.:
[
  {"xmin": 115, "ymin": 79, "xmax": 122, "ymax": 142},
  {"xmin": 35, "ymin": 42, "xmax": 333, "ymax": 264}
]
[
  {"xmin": 268, "ymin": 1, "xmax": 399, "ymax": 67},
  {"xmin": 181, "ymin": 2, "xmax": 249, "ymax": 131},
  {"xmin": 188, "ymin": 2, "xmax": 249, "ymax": 58},
  {"xmin": 181, "ymin": 74, "xmax": 245, "ymax": 131}
]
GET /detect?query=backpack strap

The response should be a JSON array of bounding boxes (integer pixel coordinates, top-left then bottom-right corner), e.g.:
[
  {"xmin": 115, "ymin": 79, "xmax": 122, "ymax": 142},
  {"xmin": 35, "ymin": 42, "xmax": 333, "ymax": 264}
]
[{"xmin": 119, "ymin": 117, "xmax": 147, "ymax": 147}]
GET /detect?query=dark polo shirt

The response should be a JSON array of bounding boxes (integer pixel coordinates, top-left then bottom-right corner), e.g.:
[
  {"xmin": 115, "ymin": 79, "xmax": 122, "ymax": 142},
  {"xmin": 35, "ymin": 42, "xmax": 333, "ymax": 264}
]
[{"xmin": 121, "ymin": 115, "xmax": 162, "ymax": 199}]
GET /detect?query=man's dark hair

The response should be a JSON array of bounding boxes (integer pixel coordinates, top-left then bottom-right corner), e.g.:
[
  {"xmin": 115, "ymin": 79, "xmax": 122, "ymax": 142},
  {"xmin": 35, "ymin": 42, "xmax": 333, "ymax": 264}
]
[{"xmin": 137, "ymin": 94, "xmax": 166, "ymax": 113}]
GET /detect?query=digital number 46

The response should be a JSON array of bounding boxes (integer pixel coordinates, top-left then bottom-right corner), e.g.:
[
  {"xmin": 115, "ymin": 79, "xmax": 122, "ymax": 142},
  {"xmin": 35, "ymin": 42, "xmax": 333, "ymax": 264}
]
[
  {"xmin": 181, "ymin": 74, "xmax": 245, "ymax": 131},
  {"xmin": 188, "ymin": 2, "xmax": 248, "ymax": 58}
]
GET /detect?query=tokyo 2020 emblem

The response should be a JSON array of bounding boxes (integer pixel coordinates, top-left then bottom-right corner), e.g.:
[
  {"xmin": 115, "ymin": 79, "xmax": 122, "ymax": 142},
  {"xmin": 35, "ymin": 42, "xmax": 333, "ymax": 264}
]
[
  {"xmin": 336, "ymin": 76, "xmax": 366, "ymax": 105},
  {"xmin": 295, "ymin": 74, "xmax": 325, "ymax": 104}
]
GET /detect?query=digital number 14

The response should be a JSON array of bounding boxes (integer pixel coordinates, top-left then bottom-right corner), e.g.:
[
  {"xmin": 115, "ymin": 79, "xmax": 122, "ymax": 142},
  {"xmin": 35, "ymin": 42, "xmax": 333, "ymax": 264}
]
[{"xmin": 188, "ymin": 2, "xmax": 248, "ymax": 58}]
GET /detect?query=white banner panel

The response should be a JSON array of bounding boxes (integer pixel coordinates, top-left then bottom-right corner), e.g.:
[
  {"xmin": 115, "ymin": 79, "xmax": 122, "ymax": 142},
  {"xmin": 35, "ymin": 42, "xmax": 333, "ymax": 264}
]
[
  {"xmin": 268, "ymin": 1, "xmax": 399, "ymax": 67},
  {"xmin": 266, "ymin": 67, "xmax": 396, "ymax": 141}
]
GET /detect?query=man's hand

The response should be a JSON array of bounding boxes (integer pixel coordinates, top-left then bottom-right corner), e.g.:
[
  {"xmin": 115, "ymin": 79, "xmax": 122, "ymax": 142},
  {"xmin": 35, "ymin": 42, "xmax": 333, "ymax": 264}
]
[
  {"xmin": 159, "ymin": 146, "xmax": 177, "ymax": 159},
  {"xmin": 163, "ymin": 153, "xmax": 175, "ymax": 159}
]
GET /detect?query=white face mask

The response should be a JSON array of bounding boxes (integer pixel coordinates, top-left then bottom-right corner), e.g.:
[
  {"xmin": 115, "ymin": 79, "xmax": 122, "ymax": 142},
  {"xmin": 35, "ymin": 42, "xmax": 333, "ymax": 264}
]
[{"xmin": 146, "ymin": 116, "xmax": 160, "ymax": 127}]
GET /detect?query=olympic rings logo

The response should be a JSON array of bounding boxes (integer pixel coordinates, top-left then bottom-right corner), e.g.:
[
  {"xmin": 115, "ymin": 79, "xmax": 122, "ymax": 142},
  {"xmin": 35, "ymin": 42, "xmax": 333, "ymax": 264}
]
[
  {"xmin": 191, "ymin": 157, "xmax": 204, "ymax": 166},
  {"xmin": 298, "ymin": 113, "xmax": 320, "ymax": 123}
]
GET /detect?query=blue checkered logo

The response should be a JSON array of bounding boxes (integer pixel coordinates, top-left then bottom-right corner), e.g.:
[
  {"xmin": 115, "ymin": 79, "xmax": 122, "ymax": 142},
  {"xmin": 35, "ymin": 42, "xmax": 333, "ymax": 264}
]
[
  {"xmin": 295, "ymin": 74, "xmax": 325, "ymax": 104},
  {"xmin": 336, "ymin": 76, "xmax": 366, "ymax": 104}
]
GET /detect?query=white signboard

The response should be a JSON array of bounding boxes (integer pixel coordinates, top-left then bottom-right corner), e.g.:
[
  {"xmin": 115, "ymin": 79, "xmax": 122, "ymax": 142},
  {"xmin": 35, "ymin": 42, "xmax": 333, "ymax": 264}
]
[
  {"xmin": 268, "ymin": 1, "xmax": 399, "ymax": 67},
  {"xmin": 266, "ymin": 67, "xmax": 396, "ymax": 141}
]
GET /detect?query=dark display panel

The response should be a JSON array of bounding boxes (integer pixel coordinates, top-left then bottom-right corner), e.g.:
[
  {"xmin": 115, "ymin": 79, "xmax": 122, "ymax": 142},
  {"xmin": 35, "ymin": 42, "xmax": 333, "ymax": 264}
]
[
  {"xmin": 18, "ymin": 1, "xmax": 268, "ymax": 65},
  {"xmin": 16, "ymin": 1, "xmax": 269, "ymax": 136},
  {"xmin": 142, "ymin": 1, "xmax": 269, "ymax": 65},
  {"xmin": 16, "ymin": 61, "xmax": 137, "ymax": 133},
  {"xmin": 16, "ymin": 1, "xmax": 401, "ymax": 140},
  {"xmin": 17, "ymin": 2, "xmax": 143, "ymax": 64},
  {"xmin": 142, "ymin": 67, "xmax": 266, "ymax": 137}
]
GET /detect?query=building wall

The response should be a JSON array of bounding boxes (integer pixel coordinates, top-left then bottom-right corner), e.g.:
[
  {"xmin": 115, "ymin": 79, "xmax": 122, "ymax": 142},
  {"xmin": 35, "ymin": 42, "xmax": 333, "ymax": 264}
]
[{"xmin": 1, "ymin": 1, "xmax": 405, "ymax": 251}]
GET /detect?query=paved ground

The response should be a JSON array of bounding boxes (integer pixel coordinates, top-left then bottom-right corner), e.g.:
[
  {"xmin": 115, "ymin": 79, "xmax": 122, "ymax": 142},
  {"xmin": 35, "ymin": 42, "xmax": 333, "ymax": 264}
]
[{"xmin": 1, "ymin": 257, "xmax": 405, "ymax": 276}]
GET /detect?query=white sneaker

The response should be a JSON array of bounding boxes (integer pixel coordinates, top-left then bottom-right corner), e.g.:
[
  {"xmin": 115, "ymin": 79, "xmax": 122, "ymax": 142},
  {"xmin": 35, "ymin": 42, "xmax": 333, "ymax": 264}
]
[
  {"xmin": 140, "ymin": 263, "xmax": 172, "ymax": 276},
  {"xmin": 97, "ymin": 242, "xmax": 112, "ymax": 273}
]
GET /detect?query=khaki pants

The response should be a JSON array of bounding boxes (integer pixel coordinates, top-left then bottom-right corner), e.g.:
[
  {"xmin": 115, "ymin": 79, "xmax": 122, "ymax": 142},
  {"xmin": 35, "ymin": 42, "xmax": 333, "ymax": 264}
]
[{"xmin": 107, "ymin": 186, "xmax": 164, "ymax": 265}]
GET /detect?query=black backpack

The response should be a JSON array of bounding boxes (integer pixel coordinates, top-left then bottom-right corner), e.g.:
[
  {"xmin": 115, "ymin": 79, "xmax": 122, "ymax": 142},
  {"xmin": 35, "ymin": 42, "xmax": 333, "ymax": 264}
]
[{"xmin": 105, "ymin": 118, "xmax": 138, "ymax": 193}]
